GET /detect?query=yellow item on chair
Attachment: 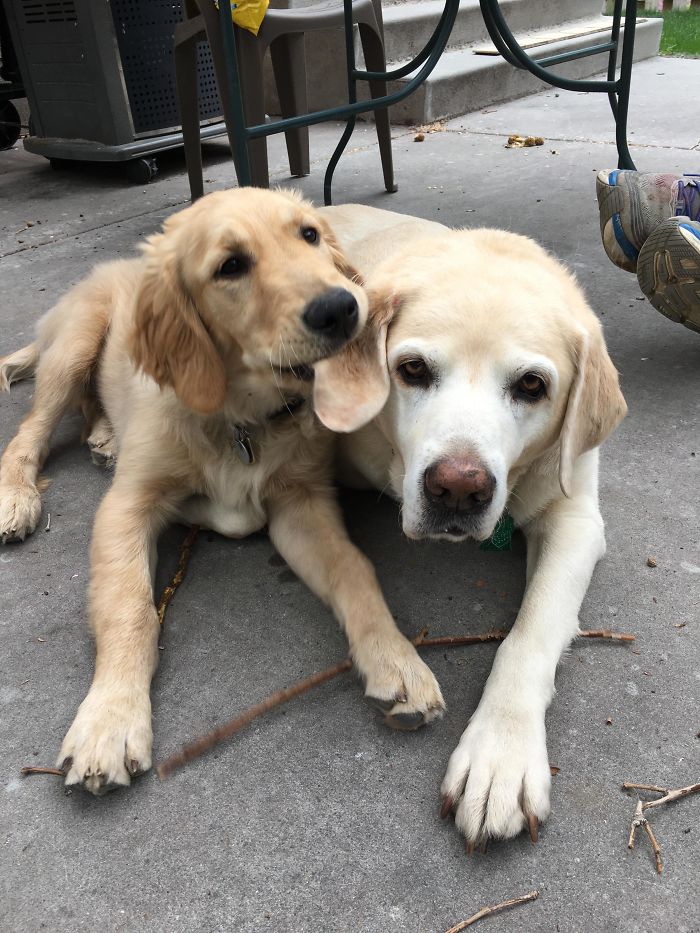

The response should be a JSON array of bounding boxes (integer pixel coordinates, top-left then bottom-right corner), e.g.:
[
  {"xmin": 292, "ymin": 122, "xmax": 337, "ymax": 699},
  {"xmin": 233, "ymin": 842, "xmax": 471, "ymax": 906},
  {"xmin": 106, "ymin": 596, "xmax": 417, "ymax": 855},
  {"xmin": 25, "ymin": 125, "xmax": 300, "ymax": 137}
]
[{"xmin": 215, "ymin": 0, "xmax": 269, "ymax": 37}]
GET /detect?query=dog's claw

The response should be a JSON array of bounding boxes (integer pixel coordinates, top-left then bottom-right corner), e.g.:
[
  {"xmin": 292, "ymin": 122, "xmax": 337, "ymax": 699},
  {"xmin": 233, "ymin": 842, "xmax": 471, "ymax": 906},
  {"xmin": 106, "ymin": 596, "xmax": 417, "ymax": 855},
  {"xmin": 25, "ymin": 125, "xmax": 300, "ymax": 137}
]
[
  {"xmin": 528, "ymin": 814, "xmax": 539, "ymax": 843},
  {"xmin": 480, "ymin": 839, "xmax": 489, "ymax": 855},
  {"xmin": 384, "ymin": 710, "xmax": 425, "ymax": 731},
  {"xmin": 440, "ymin": 794, "xmax": 453, "ymax": 820},
  {"xmin": 466, "ymin": 840, "xmax": 475, "ymax": 856}
]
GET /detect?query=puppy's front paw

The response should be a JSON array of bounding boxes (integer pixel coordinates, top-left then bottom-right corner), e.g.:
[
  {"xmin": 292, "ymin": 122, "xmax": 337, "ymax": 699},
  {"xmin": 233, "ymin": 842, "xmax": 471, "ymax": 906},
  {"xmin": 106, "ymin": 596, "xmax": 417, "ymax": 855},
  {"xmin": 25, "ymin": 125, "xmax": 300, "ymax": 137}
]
[
  {"xmin": 0, "ymin": 483, "xmax": 42, "ymax": 543},
  {"xmin": 57, "ymin": 688, "xmax": 153, "ymax": 795},
  {"xmin": 354, "ymin": 635, "xmax": 445, "ymax": 731},
  {"xmin": 440, "ymin": 704, "xmax": 551, "ymax": 846}
]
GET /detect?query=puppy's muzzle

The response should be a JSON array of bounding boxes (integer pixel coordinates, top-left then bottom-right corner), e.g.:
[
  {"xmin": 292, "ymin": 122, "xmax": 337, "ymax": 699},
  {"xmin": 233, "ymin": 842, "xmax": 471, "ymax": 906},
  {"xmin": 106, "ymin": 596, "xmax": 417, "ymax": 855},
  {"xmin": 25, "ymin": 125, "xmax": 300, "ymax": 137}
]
[
  {"xmin": 303, "ymin": 288, "xmax": 359, "ymax": 344},
  {"xmin": 423, "ymin": 457, "xmax": 495, "ymax": 515}
]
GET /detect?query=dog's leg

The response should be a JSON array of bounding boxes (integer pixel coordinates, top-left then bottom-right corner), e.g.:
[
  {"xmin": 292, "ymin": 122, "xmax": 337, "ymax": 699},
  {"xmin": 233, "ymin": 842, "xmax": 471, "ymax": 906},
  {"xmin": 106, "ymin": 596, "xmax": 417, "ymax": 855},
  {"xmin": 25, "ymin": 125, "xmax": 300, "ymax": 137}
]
[
  {"xmin": 268, "ymin": 488, "xmax": 445, "ymax": 729},
  {"xmin": 0, "ymin": 340, "xmax": 91, "ymax": 542},
  {"xmin": 0, "ymin": 342, "xmax": 39, "ymax": 392},
  {"xmin": 57, "ymin": 475, "xmax": 179, "ymax": 794},
  {"xmin": 442, "ymin": 473, "xmax": 606, "ymax": 843},
  {"xmin": 87, "ymin": 415, "xmax": 117, "ymax": 469}
]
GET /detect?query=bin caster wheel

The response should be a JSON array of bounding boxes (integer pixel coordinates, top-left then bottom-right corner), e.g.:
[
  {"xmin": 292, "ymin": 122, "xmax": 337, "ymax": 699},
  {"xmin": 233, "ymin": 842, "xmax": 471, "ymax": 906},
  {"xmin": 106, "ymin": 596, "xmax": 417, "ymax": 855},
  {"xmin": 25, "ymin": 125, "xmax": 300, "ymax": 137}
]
[
  {"xmin": 126, "ymin": 157, "xmax": 158, "ymax": 184},
  {"xmin": 0, "ymin": 100, "xmax": 21, "ymax": 150}
]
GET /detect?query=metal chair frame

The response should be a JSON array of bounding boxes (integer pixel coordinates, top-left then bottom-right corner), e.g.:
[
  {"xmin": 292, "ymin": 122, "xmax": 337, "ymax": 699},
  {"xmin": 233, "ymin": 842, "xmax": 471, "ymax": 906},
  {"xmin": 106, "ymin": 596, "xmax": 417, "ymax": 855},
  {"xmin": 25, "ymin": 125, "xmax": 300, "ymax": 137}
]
[{"xmin": 214, "ymin": 0, "xmax": 639, "ymax": 205}]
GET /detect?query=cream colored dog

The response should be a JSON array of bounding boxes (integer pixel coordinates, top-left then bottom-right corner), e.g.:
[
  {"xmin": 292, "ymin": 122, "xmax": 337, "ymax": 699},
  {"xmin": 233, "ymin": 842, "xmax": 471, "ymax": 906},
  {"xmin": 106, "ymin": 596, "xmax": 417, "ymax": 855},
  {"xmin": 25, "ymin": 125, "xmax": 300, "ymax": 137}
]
[
  {"xmin": 0, "ymin": 189, "xmax": 445, "ymax": 795},
  {"xmin": 315, "ymin": 205, "xmax": 627, "ymax": 848}
]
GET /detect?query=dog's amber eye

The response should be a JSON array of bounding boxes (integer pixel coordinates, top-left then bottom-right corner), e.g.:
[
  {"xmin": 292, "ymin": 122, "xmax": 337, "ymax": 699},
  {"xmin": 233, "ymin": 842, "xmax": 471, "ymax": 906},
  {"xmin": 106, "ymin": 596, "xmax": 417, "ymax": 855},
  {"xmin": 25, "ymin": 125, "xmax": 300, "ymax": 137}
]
[
  {"xmin": 301, "ymin": 226, "xmax": 319, "ymax": 245},
  {"xmin": 218, "ymin": 254, "xmax": 250, "ymax": 277},
  {"xmin": 514, "ymin": 372, "xmax": 547, "ymax": 401},
  {"xmin": 398, "ymin": 358, "xmax": 431, "ymax": 387}
]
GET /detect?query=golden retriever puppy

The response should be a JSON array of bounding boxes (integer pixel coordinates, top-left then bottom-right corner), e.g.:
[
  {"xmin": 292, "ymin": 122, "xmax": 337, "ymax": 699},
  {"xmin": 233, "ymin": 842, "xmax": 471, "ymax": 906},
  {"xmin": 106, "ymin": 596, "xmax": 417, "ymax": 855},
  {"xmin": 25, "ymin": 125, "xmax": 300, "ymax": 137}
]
[
  {"xmin": 315, "ymin": 207, "xmax": 627, "ymax": 847},
  {"xmin": 0, "ymin": 189, "xmax": 444, "ymax": 795}
]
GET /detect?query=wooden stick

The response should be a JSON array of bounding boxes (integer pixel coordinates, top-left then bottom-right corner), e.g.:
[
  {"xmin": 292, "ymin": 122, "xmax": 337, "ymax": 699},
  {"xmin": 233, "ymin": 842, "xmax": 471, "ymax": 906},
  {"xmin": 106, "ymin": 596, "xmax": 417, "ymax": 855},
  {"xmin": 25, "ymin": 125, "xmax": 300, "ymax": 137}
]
[
  {"xmin": 157, "ymin": 658, "xmax": 353, "ymax": 779},
  {"xmin": 622, "ymin": 782, "xmax": 668, "ymax": 795},
  {"xmin": 641, "ymin": 782, "xmax": 700, "ymax": 811},
  {"xmin": 579, "ymin": 629, "xmax": 635, "ymax": 642},
  {"xmin": 21, "ymin": 766, "xmax": 64, "ymax": 777},
  {"xmin": 442, "ymin": 890, "xmax": 539, "ymax": 932},
  {"xmin": 157, "ymin": 525, "xmax": 199, "ymax": 625},
  {"xmin": 157, "ymin": 627, "xmax": 634, "ymax": 780},
  {"xmin": 643, "ymin": 821, "xmax": 663, "ymax": 875},
  {"xmin": 624, "ymin": 781, "xmax": 699, "ymax": 874}
]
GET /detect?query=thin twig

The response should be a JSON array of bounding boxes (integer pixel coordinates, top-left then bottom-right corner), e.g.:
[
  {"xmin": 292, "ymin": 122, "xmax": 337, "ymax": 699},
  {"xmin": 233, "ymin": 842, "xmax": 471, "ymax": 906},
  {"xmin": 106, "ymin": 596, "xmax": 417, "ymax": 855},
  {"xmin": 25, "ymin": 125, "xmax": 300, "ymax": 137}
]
[
  {"xmin": 157, "ymin": 525, "xmax": 199, "ymax": 625},
  {"xmin": 579, "ymin": 629, "xmax": 635, "ymax": 642},
  {"xmin": 442, "ymin": 890, "xmax": 539, "ymax": 932},
  {"xmin": 157, "ymin": 627, "xmax": 634, "ymax": 780},
  {"xmin": 622, "ymin": 782, "xmax": 668, "ymax": 795},
  {"xmin": 21, "ymin": 766, "xmax": 64, "ymax": 777},
  {"xmin": 44, "ymin": 512, "xmax": 51, "ymax": 532},
  {"xmin": 624, "ymin": 781, "xmax": 699, "ymax": 874},
  {"xmin": 641, "ymin": 783, "xmax": 700, "ymax": 811}
]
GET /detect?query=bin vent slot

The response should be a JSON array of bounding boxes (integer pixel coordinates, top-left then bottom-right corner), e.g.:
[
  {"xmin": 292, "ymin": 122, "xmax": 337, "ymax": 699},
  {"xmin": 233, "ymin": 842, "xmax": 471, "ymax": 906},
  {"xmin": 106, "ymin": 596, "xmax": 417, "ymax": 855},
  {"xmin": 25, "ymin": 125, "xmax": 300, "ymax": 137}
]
[
  {"xmin": 110, "ymin": 0, "xmax": 221, "ymax": 135},
  {"xmin": 21, "ymin": 1, "xmax": 77, "ymax": 25}
]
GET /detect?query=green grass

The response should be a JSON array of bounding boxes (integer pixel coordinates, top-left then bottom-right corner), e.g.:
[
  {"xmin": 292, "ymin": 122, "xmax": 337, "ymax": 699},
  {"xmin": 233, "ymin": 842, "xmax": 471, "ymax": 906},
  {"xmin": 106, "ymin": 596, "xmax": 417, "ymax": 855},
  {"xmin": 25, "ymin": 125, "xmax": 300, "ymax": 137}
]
[{"xmin": 641, "ymin": 9, "xmax": 700, "ymax": 58}]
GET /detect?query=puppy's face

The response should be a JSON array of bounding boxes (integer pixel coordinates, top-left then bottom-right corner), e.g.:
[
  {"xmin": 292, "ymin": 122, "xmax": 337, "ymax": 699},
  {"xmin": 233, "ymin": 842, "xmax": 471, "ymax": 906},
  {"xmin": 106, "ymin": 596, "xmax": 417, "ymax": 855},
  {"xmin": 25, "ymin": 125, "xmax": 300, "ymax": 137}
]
[
  {"xmin": 131, "ymin": 188, "xmax": 366, "ymax": 414},
  {"xmin": 315, "ymin": 230, "xmax": 626, "ymax": 542}
]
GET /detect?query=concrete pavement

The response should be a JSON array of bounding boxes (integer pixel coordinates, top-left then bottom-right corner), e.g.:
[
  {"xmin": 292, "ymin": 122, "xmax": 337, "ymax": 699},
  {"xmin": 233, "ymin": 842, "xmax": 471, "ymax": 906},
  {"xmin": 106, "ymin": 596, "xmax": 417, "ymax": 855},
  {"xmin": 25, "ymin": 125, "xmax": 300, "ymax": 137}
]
[{"xmin": 0, "ymin": 56, "xmax": 698, "ymax": 933}]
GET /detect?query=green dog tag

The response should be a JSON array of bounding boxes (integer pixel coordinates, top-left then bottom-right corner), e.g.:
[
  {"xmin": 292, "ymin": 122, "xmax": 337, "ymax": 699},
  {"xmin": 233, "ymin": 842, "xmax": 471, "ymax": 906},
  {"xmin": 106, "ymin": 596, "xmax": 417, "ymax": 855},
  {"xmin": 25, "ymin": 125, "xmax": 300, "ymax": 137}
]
[{"xmin": 480, "ymin": 514, "xmax": 515, "ymax": 552}]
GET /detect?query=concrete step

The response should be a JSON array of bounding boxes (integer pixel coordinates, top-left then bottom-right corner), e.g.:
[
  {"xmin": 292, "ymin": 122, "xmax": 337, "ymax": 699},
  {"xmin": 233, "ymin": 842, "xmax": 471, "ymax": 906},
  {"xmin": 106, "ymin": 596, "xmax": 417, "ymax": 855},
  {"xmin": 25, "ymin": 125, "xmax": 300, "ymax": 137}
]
[
  {"xmin": 386, "ymin": 15, "xmax": 663, "ymax": 124},
  {"xmin": 380, "ymin": 0, "xmax": 606, "ymax": 64}
]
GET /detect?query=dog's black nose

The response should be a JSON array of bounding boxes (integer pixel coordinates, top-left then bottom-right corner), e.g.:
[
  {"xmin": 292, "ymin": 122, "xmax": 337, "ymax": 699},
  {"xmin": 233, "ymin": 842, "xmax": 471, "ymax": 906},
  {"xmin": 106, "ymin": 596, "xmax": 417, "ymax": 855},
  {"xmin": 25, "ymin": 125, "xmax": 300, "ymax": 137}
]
[{"xmin": 303, "ymin": 288, "xmax": 358, "ymax": 341}]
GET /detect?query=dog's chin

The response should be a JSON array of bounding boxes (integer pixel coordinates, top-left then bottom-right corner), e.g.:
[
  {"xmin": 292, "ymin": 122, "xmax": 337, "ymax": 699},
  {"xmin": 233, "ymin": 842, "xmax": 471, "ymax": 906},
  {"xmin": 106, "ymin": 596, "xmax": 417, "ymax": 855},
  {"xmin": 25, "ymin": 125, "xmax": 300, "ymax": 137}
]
[{"xmin": 403, "ymin": 510, "xmax": 498, "ymax": 544}]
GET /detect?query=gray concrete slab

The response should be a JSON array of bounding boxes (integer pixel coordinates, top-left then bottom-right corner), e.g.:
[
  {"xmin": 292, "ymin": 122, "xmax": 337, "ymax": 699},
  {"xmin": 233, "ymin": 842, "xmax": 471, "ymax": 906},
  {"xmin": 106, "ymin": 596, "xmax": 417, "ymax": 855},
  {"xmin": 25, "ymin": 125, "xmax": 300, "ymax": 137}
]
[{"xmin": 1, "ymin": 58, "xmax": 698, "ymax": 933}]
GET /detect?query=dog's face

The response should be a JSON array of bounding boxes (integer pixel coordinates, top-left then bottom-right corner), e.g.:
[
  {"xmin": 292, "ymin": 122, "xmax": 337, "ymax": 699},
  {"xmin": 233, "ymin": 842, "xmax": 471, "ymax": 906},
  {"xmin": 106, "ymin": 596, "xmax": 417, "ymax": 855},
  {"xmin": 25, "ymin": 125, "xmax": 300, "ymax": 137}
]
[
  {"xmin": 130, "ymin": 188, "xmax": 366, "ymax": 414},
  {"xmin": 314, "ymin": 229, "xmax": 627, "ymax": 541}
]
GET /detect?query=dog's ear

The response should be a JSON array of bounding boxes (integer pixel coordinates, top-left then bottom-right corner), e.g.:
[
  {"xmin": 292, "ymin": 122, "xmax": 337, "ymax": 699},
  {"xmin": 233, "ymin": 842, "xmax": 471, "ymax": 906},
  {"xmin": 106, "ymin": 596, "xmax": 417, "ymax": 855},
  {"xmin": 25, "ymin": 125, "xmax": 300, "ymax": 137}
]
[
  {"xmin": 317, "ymin": 215, "xmax": 364, "ymax": 284},
  {"xmin": 130, "ymin": 236, "xmax": 227, "ymax": 415},
  {"xmin": 559, "ymin": 323, "xmax": 627, "ymax": 496},
  {"xmin": 313, "ymin": 283, "xmax": 399, "ymax": 433}
]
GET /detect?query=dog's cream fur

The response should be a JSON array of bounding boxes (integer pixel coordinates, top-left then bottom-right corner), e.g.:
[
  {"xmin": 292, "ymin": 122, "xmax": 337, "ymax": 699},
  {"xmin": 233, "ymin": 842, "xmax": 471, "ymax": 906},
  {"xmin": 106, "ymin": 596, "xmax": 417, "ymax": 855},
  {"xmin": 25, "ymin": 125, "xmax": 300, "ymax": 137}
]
[
  {"xmin": 316, "ymin": 205, "xmax": 627, "ymax": 846},
  {"xmin": 0, "ymin": 189, "xmax": 445, "ymax": 795}
]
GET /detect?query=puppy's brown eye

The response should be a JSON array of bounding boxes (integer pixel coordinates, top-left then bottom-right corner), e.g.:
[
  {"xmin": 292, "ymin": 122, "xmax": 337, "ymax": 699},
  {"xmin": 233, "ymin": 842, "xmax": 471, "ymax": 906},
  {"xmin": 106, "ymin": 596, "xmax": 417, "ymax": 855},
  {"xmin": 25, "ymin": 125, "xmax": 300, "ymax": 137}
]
[
  {"xmin": 301, "ymin": 226, "xmax": 319, "ymax": 245},
  {"xmin": 513, "ymin": 372, "xmax": 547, "ymax": 401},
  {"xmin": 398, "ymin": 358, "xmax": 432, "ymax": 387},
  {"xmin": 218, "ymin": 254, "xmax": 250, "ymax": 277}
]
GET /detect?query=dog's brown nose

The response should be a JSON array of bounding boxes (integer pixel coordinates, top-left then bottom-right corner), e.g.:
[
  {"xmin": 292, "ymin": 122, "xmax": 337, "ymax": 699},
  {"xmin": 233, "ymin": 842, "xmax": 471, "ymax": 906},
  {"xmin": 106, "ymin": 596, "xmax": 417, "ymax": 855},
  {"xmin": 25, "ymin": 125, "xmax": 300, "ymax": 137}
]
[{"xmin": 424, "ymin": 458, "xmax": 495, "ymax": 512}]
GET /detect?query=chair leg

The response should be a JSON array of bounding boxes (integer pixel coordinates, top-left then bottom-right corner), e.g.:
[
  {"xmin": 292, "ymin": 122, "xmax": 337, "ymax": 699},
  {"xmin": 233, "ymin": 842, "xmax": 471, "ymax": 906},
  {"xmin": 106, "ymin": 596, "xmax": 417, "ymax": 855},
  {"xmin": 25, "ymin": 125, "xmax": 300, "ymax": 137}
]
[
  {"xmin": 270, "ymin": 35, "xmax": 310, "ymax": 178},
  {"xmin": 236, "ymin": 29, "xmax": 270, "ymax": 187},
  {"xmin": 205, "ymin": 16, "xmax": 269, "ymax": 187},
  {"xmin": 358, "ymin": 24, "xmax": 397, "ymax": 193},
  {"xmin": 174, "ymin": 31, "xmax": 204, "ymax": 201}
]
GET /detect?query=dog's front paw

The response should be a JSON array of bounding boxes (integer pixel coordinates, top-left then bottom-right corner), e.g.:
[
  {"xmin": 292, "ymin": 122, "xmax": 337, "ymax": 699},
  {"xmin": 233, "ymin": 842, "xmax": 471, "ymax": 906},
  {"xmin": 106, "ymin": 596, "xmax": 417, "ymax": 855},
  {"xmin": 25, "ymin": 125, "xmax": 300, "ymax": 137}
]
[
  {"xmin": 0, "ymin": 483, "xmax": 42, "ymax": 543},
  {"xmin": 57, "ymin": 688, "xmax": 153, "ymax": 795},
  {"xmin": 354, "ymin": 634, "xmax": 445, "ymax": 731},
  {"xmin": 440, "ymin": 703, "xmax": 551, "ymax": 846}
]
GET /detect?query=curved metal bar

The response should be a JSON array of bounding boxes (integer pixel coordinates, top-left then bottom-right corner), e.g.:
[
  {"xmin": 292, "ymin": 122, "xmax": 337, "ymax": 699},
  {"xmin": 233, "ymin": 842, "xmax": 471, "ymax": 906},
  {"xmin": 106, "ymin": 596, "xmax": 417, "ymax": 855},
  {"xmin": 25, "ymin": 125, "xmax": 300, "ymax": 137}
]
[
  {"xmin": 324, "ymin": 0, "xmax": 359, "ymax": 205},
  {"xmin": 355, "ymin": 0, "xmax": 455, "ymax": 81},
  {"xmin": 242, "ymin": 0, "xmax": 460, "ymax": 139},
  {"xmin": 479, "ymin": 0, "xmax": 630, "ymax": 93}
]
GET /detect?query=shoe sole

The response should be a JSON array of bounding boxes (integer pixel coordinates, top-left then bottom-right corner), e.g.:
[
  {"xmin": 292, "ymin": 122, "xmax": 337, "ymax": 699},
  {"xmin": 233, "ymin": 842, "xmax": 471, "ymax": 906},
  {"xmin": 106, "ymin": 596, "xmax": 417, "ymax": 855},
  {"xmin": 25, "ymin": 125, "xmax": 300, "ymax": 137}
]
[{"xmin": 637, "ymin": 219, "xmax": 700, "ymax": 334}]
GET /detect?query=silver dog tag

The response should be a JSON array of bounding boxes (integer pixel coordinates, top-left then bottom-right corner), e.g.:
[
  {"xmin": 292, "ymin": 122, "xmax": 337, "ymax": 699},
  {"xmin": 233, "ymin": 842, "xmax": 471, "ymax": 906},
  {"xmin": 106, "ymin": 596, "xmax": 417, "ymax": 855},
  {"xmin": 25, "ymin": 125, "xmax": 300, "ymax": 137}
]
[{"xmin": 232, "ymin": 425, "xmax": 255, "ymax": 465}]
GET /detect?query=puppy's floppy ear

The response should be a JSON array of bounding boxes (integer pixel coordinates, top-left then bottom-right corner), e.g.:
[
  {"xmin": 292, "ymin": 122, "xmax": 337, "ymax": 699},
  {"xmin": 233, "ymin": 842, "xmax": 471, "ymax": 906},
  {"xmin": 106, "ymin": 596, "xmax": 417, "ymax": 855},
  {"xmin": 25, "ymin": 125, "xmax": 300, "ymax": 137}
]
[
  {"xmin": 559, "ymin": 322, "xmax": 627, "ymax": 496},
  {"xmin": 313, "ymin": 284, "xmax": 399, "ymax": 433},
  {"xmin": 130, "ymin": 235, "xmax": 227, "ymax": 415}
]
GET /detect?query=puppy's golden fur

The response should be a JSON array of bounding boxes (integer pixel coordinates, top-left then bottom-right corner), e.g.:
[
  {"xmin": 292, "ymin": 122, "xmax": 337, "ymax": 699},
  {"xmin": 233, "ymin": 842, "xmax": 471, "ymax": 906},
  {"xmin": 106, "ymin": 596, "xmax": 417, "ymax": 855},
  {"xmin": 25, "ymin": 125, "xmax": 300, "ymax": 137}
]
[{"xmin": 0, "ymin": 188, "xmax": 444, "ymax": 794}]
